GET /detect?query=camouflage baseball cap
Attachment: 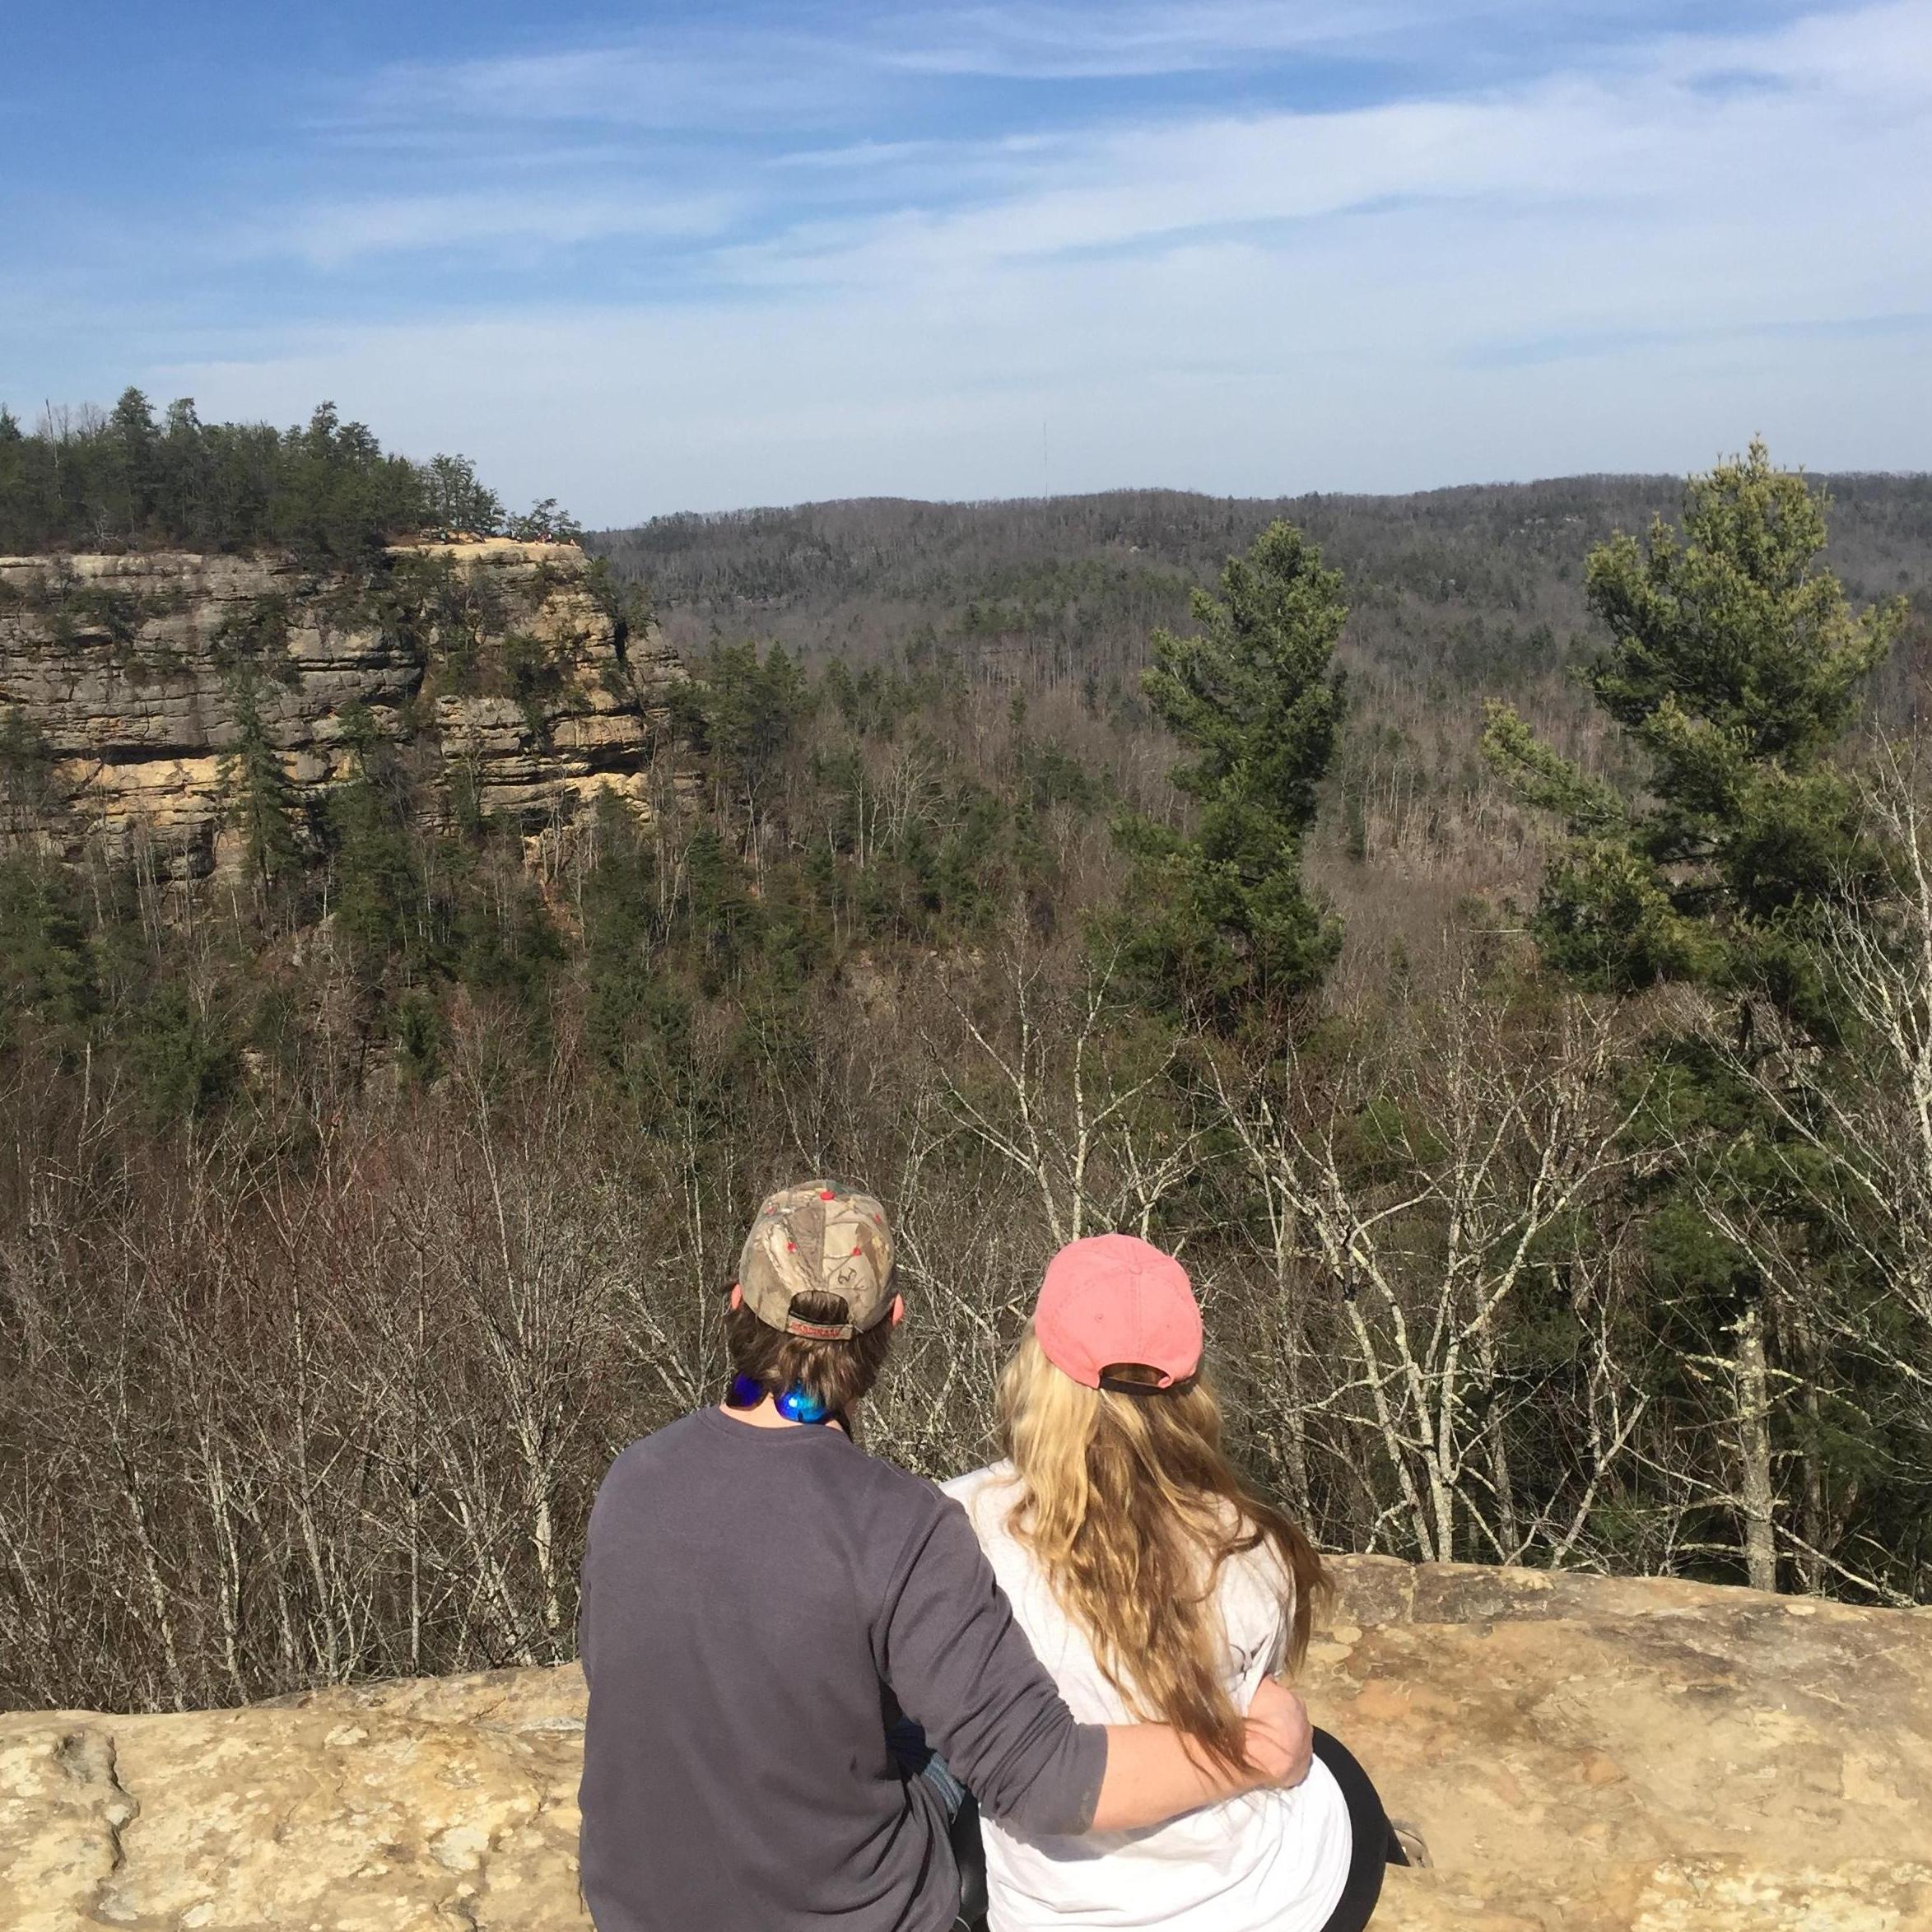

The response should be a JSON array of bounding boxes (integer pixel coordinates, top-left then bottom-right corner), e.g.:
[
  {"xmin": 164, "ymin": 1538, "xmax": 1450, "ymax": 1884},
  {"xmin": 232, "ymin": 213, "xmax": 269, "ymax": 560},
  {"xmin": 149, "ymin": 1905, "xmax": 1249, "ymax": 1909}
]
[{"xmin": 736, "ymin": 1182, "xmax": 896, "ymax": 1338}]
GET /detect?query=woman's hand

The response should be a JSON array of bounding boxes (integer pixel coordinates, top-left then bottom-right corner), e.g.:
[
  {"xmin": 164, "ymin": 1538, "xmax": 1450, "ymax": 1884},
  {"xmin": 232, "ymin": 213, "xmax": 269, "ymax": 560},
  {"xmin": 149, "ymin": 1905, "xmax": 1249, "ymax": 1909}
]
[
  {"xmin": 1244, "ymin": 1677, "xmax": 1313, "ymax": 1789},
  {"xmin": 1092, "ymin": 1678, "xmax": 1312, "ymax": 1829}
]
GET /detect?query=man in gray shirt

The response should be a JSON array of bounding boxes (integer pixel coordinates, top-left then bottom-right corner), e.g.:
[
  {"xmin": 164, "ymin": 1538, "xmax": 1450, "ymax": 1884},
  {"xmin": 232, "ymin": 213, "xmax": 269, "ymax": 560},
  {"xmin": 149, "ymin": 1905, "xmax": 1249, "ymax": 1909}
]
[{"xmin": 579, "ymin": 1181, "xmax": 1312, "ymax": 1932}]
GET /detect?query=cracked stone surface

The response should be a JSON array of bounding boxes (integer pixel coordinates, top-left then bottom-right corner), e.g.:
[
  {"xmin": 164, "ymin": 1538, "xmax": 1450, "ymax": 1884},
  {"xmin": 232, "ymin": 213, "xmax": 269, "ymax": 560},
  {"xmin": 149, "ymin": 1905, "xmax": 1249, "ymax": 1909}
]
[
  {"xmin": 0, "ymin": 539, "xmax": 684, "ymax": 876},
  {"xmin": 2, "ymin": 1557, "xmax": 1928, "ymax": 1930}
]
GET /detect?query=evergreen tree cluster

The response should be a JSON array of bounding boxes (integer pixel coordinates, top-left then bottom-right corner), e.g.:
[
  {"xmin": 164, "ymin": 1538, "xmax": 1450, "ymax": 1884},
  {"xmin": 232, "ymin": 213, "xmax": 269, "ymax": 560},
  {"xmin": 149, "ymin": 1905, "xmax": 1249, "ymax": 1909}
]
[
  {"xmin": 0, "ymin": 389, "xmax": 581, "ymax": 561},
  {"xmin": 0, "ymin": 658, "xmax": 1103, "ymax": 1151}
]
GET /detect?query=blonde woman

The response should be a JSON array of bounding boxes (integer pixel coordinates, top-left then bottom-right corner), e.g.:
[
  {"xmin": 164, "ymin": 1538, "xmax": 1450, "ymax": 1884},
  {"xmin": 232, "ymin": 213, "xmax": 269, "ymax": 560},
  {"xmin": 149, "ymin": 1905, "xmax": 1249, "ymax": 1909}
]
[{"xmin": 944, "ymin": 1234, "xmax": 1404, "ymax": 1932}]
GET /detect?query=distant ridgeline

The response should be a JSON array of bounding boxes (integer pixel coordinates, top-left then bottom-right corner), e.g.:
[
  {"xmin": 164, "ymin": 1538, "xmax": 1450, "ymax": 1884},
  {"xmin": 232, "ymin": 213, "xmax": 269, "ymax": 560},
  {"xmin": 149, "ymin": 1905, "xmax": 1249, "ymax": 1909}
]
[
  {"xmin": 594, "ymin": 473, "xmax": 1932, "ymax": 723},
  {"xmin": 0, "ymin": 395, "xmax": 680, "ymax": 878},
  {"xmin": 0, "ymin": 389, "xmax": 578, "ymax": 559}
]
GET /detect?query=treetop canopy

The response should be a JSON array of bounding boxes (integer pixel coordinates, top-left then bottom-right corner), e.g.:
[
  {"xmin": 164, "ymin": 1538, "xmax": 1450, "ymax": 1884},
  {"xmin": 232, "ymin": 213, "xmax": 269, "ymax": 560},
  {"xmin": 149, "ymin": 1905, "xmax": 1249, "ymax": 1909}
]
[{"xmin": 0, "ymin": 388, "xmax": 580, "ymax": 562}]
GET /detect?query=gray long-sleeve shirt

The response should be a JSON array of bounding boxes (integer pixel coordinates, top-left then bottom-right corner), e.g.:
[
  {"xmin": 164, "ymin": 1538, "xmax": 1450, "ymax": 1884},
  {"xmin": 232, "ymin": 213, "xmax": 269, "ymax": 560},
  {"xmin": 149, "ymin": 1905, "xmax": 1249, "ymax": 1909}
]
[{"xmin": 578, "ymin": 1406, "xmax": 1108, "ymax": 1932}]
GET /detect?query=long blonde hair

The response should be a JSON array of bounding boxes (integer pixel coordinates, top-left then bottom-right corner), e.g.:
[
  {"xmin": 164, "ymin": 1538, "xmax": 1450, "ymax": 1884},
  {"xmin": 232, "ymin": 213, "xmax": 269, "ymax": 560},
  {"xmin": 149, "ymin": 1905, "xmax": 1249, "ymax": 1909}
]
[{"xmin": 997, "ymin": 1329, "xmax": 1325, "ymax": 1776}]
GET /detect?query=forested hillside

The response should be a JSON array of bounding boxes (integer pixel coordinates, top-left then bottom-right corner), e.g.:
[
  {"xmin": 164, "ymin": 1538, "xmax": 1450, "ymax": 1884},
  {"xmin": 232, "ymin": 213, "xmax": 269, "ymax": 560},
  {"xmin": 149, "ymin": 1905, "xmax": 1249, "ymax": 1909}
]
[
  {"xmin": 598, "ymin": 473, "xmax": 1932, "ymax": 981},
  {"xmin": 4, "ymin": 419, "xmax": 1931, "ymax": 1713},
  {"xmin": 596, "ymin": 473, "xmax": 1932, "ymax": 684}
]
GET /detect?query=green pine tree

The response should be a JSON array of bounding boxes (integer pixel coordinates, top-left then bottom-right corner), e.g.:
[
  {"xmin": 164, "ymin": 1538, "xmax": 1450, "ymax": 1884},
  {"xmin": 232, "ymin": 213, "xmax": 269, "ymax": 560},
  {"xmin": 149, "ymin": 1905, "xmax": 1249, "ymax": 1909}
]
[
  {"xmin": 1111, "ymin": 519, "xmax": 1346, "ymax": 1023},
  {"xmin": 1483, "ymin": 440, "xmax": 1903, "ymax": 1027},
  {"xmin": 0, "ymin": 855, "xmax": 96, "ymax": 1055},
  {"xmin": 222, "ymin": 677, "xmax": 302, "ymax": 891},
  {"xmin": 107, "ymin": 387, "xmax": 160, "ymax": 542},
  {"xmin": 1484, "ymin": 443, "xmax": 1905, "ymax": 1592}
]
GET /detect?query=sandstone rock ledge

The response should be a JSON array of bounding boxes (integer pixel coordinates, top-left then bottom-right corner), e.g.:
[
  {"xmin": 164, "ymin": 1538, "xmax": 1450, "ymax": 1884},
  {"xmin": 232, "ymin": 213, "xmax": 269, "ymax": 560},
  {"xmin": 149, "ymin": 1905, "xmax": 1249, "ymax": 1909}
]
[
  {"xmin": 0, "ymin": 540, "xmax": 683, "ymax": 876},
  {"xmin": 2, "ymin": 1557, "xmax": 1927, "ymax": 1931}
]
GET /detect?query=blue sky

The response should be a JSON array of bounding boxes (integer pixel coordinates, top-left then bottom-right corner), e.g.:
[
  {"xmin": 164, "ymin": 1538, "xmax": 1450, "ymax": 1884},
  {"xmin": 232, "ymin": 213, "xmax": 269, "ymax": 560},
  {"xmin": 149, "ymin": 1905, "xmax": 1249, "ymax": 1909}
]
[{"xmin": 2, "ymin": 0, "xmax": 1928, "ymax": 522}]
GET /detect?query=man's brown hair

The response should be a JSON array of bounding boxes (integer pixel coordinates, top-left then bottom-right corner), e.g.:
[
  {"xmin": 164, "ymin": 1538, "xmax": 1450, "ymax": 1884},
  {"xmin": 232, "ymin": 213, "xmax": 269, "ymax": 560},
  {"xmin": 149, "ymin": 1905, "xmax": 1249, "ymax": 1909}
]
[{"xmin": 724, "ymin": 1287, "xmax": 896, "ymax": 1416}]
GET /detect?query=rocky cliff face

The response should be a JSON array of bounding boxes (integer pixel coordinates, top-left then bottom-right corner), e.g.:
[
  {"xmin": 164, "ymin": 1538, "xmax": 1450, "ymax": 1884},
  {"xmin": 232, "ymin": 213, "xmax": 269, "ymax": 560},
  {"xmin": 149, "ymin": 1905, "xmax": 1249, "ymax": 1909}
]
[
  {"xmin": 0, "ymin": 539, "xmax": 683, "ymax": 875},
  {"xmin": 2, "ymin": 1557, "xmax": 1926, "ymax": 1932}
]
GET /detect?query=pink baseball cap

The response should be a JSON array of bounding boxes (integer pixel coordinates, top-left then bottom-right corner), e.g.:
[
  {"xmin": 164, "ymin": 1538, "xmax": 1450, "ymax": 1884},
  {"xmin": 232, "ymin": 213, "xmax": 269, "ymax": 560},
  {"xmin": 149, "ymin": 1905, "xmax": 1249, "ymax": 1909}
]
[{"xmin": 1033, "ymin": 1234, "xmax": 1203, "ymax": 1390}]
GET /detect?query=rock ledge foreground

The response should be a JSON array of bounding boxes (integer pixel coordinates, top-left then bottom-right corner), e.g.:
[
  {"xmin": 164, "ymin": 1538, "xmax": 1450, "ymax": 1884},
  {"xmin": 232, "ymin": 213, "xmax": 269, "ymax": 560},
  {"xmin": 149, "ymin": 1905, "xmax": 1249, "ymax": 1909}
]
[{"xmin": 2, "ymin": 1557, "xmax": 1928, "ymax": 1930}]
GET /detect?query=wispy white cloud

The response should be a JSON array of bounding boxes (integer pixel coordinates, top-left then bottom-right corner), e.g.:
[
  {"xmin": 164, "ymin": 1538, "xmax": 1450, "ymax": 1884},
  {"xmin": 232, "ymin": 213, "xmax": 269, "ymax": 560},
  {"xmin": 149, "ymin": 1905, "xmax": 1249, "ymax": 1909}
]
[
  {"xmin": 243, "ymin": 189, "xmax": 741, "ymax": 269},
  {"xmin": 151, "ymin": 224, "xmax": 1932, "ymax": 524},
  {"xmin": 43, "ymin": 0, "xmax": 1931, "ymax": 515},
  {"xmin": 356, "ymin": 33, "xmax": 864, "ymax": 132},
  {"xmin": 771, "ymin": 139, "xmax": 956, "ymax": 172},
  {"xmin": 1650, "ymin": 0, "xmax": 1932, "ymax": 94},
  {"xmin": 869, "ymin": 0, "xmax": 1437, "ymax": 78},
  {"xmin": 339, "ymin": 0, "xmax": 1555, "ymax": 133},
  {"xmin": 710, "ymin": 2, "xmax": 1932, "ymax": 299}
]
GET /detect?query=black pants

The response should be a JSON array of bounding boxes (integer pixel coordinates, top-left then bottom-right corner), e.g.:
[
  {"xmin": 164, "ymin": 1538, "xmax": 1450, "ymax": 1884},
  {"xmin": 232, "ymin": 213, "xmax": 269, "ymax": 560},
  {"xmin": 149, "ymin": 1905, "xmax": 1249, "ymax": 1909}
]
[
  {"xmin": 1311, "ymin": 1726, "xmax": 1406, "ymax": 1932},
  {"xmin": 943, "ymin": 1725, "xmax": 1404, "ymax": 1932}
]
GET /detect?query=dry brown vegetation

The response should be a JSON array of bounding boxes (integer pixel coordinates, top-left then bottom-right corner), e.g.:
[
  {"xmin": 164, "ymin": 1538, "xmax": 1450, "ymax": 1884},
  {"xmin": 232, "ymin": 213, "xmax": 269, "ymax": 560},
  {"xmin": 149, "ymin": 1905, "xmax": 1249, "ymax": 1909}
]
[{"xmin": 3, "ymin": 472, "xmax": 1930, "ymax": 1711}]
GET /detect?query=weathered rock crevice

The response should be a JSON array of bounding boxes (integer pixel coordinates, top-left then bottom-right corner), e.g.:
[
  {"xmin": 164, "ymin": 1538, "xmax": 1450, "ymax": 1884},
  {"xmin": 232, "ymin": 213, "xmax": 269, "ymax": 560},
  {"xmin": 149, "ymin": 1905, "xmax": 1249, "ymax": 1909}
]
[{"xmin": 0, "ymin": 539, "xmax": 685, "ymax": 877}]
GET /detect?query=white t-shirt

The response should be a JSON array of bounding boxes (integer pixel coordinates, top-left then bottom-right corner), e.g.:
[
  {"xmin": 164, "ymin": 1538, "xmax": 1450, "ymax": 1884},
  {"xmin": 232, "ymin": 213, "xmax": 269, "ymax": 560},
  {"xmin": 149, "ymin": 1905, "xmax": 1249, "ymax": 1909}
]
[{"xmin": 943, "ymin": 1462, "xmax": 1352, "ymax": 1932}]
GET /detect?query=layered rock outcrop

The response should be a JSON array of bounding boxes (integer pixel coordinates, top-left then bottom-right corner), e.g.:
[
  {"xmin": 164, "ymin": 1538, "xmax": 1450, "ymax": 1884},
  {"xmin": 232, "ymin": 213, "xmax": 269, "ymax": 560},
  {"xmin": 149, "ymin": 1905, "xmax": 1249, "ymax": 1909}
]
[
  {"xmin": 2, "ymin": 1557, "xmax": 1926, "ymax": 1931},
  {"xmin": 0, "ymin": 539, "xmax": 682, "ymax": 874}
]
